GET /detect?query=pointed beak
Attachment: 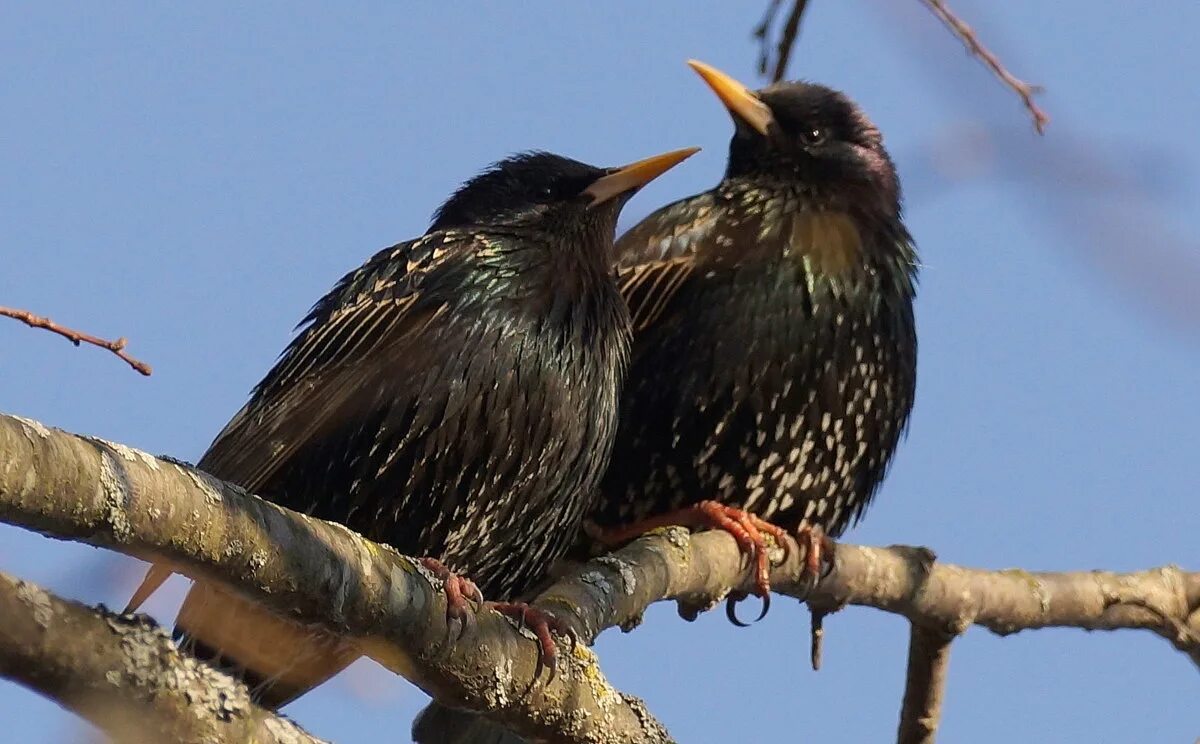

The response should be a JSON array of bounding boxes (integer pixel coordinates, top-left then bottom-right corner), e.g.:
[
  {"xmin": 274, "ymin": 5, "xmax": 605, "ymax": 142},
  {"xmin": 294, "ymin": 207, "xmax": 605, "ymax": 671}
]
[
  {"xmin": 584, "ymin": 147, "xmax": 700, "ymax": 207},
  {"xmin": 687, "ymin": 59, "xmax": 775, "ymax": 137}
]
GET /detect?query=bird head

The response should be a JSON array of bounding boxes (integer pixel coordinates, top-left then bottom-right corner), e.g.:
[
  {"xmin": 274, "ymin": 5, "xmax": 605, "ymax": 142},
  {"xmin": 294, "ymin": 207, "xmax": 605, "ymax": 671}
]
[
  {"xmin": 687, "ymin": 60, "xmax": 899, "ymax": 212},
  {"xmin": 429, "ymin": 149, "xmax": 699, "ymax": 236}
]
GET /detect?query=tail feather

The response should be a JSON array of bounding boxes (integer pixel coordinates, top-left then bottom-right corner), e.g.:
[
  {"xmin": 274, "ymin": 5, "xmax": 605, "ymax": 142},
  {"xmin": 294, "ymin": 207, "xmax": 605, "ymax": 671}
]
[
  {"xmin": 124, "ymin": 563, "xmax": 174, "ymax": 614},
  {"xmin": 175, "ymin": 580, "xmax": 359, "ymax": 708}
]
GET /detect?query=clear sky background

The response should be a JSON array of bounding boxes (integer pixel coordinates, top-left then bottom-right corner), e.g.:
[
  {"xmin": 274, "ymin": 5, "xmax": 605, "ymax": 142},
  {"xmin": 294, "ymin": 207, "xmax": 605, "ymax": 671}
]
[{"xmin": 3, "ymin": 2, "xmax": 1199, "ymax": 741}]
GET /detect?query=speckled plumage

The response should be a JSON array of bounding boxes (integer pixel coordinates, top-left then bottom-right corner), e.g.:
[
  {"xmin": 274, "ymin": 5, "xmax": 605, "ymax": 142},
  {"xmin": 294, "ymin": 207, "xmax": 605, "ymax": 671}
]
[
  {"xmin": 133, "ymin": 151, "xmax": 676, "ymax": 707},
  {"xmin": 202, "ymin": 225, "xmax": 627, "ymax": 599},
  {"xmin": 593, "ymin": 81, "xmax": 918, "ymax": 542}
]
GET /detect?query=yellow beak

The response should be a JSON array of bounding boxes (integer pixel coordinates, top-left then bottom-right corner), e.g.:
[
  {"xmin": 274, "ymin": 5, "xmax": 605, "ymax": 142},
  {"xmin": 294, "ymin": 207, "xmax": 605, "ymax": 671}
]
[
  {"xmin": 687, "ymin": 59, "xmax": 775, "ymax": 137},
  {"xmin": 584, "ymin": 147, "xmax": 701, "ymax": 207}
]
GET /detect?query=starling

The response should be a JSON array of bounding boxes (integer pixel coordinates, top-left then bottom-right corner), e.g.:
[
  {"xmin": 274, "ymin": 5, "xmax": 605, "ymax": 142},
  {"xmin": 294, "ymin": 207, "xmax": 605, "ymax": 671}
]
[
  {"xmin": 591, "ymin": 61, "xmax": 918, "ymax": 616},
  {"xmin": 125, "ymin": 146, "xmax": 698, "ymax": 706}
]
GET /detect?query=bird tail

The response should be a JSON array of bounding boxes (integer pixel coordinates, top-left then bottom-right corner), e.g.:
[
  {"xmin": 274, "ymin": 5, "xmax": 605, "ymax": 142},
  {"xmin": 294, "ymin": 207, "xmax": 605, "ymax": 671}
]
[
  {"xmin": 173, "ymin": 579, "xmax": 360, "ymax": 708},
  {"xmin": 413, "ymin": 700, "xmax": 530, "ymax": 744},
  {"xmin": 124, "ymin": 562, "xmax": 175, "ymax": 614}
]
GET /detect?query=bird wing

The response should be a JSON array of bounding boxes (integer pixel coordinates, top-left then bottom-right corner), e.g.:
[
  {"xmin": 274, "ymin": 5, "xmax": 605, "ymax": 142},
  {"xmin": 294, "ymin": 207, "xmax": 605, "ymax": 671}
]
[
  {"xmin": 125, "ymin": 231, "xmax": 475, "ymax": 706},
  {"xmin": 196, "ymin": 232, "xmax": 463, "ymax": 491},
  {"xmin": 615, "ymin": 193, "xmax": 718, "ymax": 332}
]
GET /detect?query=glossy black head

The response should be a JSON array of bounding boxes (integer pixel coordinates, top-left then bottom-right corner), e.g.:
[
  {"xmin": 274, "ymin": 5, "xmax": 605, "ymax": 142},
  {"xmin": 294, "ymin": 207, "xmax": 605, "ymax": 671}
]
[
  {"xmin": 428, "ymin": 149, "xmax": 700, "ymax": 236},
  {"xmin": 429, "ymin": 152, "xmax": 606, "ymax": 232},
  {"xmin": 687, "ymin": 61, "xmax": 898, "ymax": 212}
]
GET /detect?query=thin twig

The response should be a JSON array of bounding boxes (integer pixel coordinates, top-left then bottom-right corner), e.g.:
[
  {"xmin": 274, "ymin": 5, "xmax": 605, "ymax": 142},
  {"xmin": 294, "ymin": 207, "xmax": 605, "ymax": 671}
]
[
  {"xmin": 896, "ymin": 624, "xmax": 955, "ymax": 744},
  {"xmin": 809, "ymin": 606, "xmax": 828, "ymax": 670},
  {"xmin": 751, "ymin": 0, "xmax": 784, "ymax": 77},
  {"xmin": 752, "ymin": 0, "xmax": 812, "ymax": 83},
  {"xmin": 918, "ymin": 0, "xmax": 1050, "ymax": 133},
  {"xmin": 772, "ymin": 0, "xmax": 810, "ymax": 82},
  {"xmin": 0, "ymin": 305, "xmax": 152, "ymax": 376}
]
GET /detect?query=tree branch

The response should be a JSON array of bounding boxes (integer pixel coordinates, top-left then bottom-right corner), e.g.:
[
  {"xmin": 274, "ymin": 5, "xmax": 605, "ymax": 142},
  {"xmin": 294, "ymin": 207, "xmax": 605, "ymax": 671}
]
[
  {"xmin": 0, "ymin": 570, "xmax": 323, "ymax": 744},
  {"xmin": 896, "ymin": 624, "xmax": 953, "ymax": 744},
  {"xmin": 752, "ymin": 1, "xmax": 1049, "ymax": 132},
  {"xmin": 0, "ymin": 413, "xmax": 670, "ymax": 744},
  {"xmin": 2, "ymin": 413, "xmax": 1197, "ymax": 742},
  {"xmin": 917, "ymin": 0, "xmax": 1049, "ymax": 133},
  {"xmin": 0, "ymin": 305, "xmax": 152, "ymax": 376},
  {"xmin": 751, "ymin": 0, "xmax": 811, "ymax": 83}
]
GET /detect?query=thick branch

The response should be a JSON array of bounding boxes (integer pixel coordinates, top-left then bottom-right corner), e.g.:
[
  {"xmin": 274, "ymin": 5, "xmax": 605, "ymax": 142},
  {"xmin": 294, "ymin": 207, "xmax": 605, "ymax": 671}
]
[
  {"xmin": 0, "ymin": 305, "xmax": 152, "ymax": 376},
  {"xmin": 537, "ymin": 537, "xmax": 1200, "ymax": 666},
  {"xmin": 0, "ymin": 570, "xmax": 322, "ymax": 744},
  {"xmin": 2, "ymin": 413, "xmax": 1198, "ymax": 741},
  {"xmin": 0, "ymin": 413, "xmax": 669, "ymax": 744}
]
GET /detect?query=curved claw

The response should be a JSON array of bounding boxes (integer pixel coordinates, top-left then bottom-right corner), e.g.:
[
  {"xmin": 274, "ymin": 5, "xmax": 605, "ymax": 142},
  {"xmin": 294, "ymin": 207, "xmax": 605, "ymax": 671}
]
[
  {"xmin": 792, "ymin": 526, "xmax": 836, "ymax": 603},
  {"xmin": 725, "ymin": 589, "xmax": 770, "ymax": 627},
  {"xmin": 819, "ymin": 539, "xmax": 837, "ymax": 580},
  {"xmin": 563, "ymin": 626, "xmax": 580, "ymax": 655},
  {"xmin": 489, "ymin": 601, "xmax": 566, "ymax": 681},
  {"xmin": 793, "ymin": 570, "xmax": 819, "ymax": 603},
  {"xmin": 726, "ymin": 592, "xmax": 751, "ymax": 627},
  {"xmin": 754, "ymin": 591, "xmax": 771, "ymax": 623}
]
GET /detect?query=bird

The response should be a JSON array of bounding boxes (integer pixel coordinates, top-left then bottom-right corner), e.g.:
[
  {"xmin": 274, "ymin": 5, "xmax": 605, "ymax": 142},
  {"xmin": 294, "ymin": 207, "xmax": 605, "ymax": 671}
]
[
  {"xmin": 590, "ymin": 60, "xmax": 919, "ymax": 620},
  {"xmin": 124, "ymin": 146, "xmax": 699, "ymax": 707},
  {"xmin": 409, "ymin": 61, "xmax": 919, "ymax": 744}
]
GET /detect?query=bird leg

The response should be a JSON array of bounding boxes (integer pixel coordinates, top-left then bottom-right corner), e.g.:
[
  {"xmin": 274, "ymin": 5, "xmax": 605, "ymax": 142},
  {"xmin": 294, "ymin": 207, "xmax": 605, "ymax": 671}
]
[
  {"xmin": 793, "ymin": 524, "xmax": 836, "ymax": 601},
  {"xmin": 596, "ymin": 500, "xmax": 790, "ymax": 625},
  {"xmin": 488, "ymin": 601, "xmax": 577, "ymax": 678},
  {"xmin": 418, "ymin": 557, "xmax": 484, "ymax": 641}
]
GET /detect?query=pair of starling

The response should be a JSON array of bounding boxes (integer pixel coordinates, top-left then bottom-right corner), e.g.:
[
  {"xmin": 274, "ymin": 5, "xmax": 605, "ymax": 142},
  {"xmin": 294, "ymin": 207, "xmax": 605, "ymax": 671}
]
[{"xmin": 127, "ymin": 60, "xmax": 918, "ymax": 712}]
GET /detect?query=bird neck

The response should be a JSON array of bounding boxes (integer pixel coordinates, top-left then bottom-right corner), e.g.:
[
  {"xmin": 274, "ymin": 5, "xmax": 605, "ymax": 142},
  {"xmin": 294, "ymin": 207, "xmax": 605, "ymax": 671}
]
[{"xmin": 711, "ymin": 178, "xmax": 917, "ymax": 300}]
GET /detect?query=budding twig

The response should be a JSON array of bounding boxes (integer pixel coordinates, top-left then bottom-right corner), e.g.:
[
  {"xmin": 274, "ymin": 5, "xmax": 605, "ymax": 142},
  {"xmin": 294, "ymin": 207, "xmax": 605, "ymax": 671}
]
[{"xmin": 1, "ymin": 305, "xmax": 152, "ymax": 376}]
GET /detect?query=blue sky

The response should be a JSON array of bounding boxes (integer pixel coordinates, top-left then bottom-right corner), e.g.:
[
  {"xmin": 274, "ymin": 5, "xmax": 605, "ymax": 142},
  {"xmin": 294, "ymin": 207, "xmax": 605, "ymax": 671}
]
[{"xmin": 3, "ymin": 2, "xmax": 1198, "ymax": 741}]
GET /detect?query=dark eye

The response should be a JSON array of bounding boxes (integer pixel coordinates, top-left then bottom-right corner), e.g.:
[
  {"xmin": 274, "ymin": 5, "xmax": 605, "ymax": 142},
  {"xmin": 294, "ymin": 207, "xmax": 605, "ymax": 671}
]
[{"xmin": 799, "ymin": 127, "xmax": 828, "ymax": 147}]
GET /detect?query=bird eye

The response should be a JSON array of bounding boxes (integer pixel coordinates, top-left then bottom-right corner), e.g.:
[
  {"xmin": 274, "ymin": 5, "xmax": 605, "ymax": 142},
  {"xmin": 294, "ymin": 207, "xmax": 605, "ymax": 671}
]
[{"xmin": 799, "ymin": 127, "xmax": 828, "ymax": 147}]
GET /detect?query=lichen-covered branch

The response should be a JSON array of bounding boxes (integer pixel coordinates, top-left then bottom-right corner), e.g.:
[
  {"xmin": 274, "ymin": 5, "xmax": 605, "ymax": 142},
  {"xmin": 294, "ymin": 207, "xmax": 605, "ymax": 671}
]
[
  {"xmin": 538, "ymin": 535, "xmax": 1200, "ymax": 663},
  {"xmin": 0, "ymin": 413, "xmax": 670, "ymax": 744},
  {"xmin": 426, "ymin": 501, "xmax": 1200, "ymax": 742},
  {"xmin": 2, "ymin": 413, "xmax": 1198, "ymax": 744},
  {"xmin": 0, "ymin": 570, "xmax": 323, "ymax": 744}
]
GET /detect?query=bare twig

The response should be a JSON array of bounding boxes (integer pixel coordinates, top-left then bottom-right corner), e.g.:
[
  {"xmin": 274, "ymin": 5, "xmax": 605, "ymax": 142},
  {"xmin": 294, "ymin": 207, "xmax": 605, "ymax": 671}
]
[
  {"xmin": 0, "ymin": 571, "xmax": 323, "ymax": 744},
  {"xmin": 752, "ymin": 0, "xmax": 812, "ymax": 82},
  {"xmin": 751, "ymin": 0, "xmax": 784, "ymax": 76},
  {"xmin": 772, "ymin": 0, "xmax": 810, "ymax": 83},
  {"xmin": 896, "ymin": 624, "xmax": 954, "ymax": 744},
  {"xmin": 0, "ymin": 305, "xmax": 152, "ymax": 376},
  {"xmin": 917, "ymin": 0, "xmax": 1049, "ymax": 133},
  {"xmin": 751, "ymin": 1, "xmax": 1049, "ymax": 132}
]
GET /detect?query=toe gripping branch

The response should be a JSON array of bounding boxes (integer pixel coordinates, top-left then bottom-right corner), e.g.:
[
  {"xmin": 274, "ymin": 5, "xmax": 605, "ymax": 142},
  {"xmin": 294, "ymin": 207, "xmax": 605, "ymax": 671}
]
[
  {"xmin": 595, "ymin": 500, "xmax": 792, "ymax": 625},
  {"xmin": 489, "ymin": 602, "xmax": 579, "ymax": 679},
  {"xmin": 419, "ymin": 557, "xmax": 484, "ymax": 641},
  {"xmin": 725, "ymin": 521, "xmax": 835, "ymax": 626}
]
